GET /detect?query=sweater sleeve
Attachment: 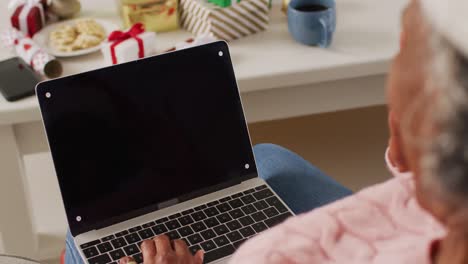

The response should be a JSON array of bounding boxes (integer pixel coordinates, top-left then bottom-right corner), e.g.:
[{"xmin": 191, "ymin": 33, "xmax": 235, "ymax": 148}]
[{"xmin": 228, "ymin": 212, "xmax": 333, "ymax": 264}]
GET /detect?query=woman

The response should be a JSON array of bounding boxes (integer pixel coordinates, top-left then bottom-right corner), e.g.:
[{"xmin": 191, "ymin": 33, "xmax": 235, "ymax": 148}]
[{"xmin": 66, "ymin": 0, "xmax": 468, "ymax": 263}]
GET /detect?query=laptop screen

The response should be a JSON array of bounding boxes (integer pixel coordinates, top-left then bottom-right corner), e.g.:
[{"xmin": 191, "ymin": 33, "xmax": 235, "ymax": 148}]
[{"xmin": 37, "ymin": 42, "xmax": 257, "ymax": 236}]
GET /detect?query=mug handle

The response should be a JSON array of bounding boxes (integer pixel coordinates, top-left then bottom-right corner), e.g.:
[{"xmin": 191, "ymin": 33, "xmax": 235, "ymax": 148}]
[{"xmin": 318, "ymin": 18, "xmax": 331, "ymax": 48}]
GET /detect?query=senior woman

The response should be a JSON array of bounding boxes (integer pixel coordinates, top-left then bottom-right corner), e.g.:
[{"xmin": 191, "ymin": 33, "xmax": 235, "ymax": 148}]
[{"xmin": 64, "ymin": 0, "xmax": 468, "ymax": 263}]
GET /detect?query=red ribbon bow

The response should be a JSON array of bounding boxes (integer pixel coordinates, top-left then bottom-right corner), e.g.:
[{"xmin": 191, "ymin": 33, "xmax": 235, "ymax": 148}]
[{"xmin": 108, "ymin": 23, "xmax": 145, "ymax": 65}]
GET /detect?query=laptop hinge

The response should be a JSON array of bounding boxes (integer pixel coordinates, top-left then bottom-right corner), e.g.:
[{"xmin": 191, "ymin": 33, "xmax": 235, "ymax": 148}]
[{"xmin": 157, "ymin": 198, "xmax": 179, "ymax": 210}]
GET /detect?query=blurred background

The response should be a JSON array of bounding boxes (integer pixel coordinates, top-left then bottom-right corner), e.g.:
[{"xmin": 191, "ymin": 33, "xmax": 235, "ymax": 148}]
[{"xmin": 0, "ymin": 0, "xmax": 404, "ymax": 262}]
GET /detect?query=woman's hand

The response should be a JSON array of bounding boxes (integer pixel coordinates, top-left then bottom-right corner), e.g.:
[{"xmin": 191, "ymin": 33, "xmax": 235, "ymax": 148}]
[{"xmin": 120, "ymin": 235, "xmax": 204, "ymax": 264}]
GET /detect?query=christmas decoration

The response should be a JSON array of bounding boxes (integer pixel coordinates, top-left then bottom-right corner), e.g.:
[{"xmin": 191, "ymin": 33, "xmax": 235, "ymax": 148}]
[
  {"xmin": 117, "ymin": 0, "xmax": 179, "ymax": 33},
  {"xmin": 101, "ymin": 23, "xmax": 156, "ymax": 65},
  {"xmin": 1, "ymin": 28, "xmax": 63, "ymax": 78},
  {"xmin": 10, "ymin": 0, "xmax": 46, "ymax": 37},
  {"xmin": 180, "ymin": 0, "xmax": 270, "ymax": 41}
]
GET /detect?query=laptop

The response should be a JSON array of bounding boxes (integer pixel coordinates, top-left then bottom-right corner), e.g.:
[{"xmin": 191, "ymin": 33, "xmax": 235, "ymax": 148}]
[{"xmin": 37, "ymin": 41, "xmax": 294, "ymax": 264}]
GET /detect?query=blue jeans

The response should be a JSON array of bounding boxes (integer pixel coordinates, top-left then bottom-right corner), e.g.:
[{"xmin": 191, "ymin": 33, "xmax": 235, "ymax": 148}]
[{"xmin": 65, "ymin": 144, "xmax": 352, "ymax": 263}]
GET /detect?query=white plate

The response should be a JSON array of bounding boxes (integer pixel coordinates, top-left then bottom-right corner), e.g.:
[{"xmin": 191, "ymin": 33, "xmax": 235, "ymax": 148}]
[{"xmin": 33, "ymin": 18, "xmax": 119, "ymax": 57}]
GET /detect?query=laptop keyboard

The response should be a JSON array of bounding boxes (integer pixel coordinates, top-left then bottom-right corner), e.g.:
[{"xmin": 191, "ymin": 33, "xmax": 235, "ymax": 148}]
[{"xmin": 80, "ymin": 185, "xmax": 293, "ymax": 264}]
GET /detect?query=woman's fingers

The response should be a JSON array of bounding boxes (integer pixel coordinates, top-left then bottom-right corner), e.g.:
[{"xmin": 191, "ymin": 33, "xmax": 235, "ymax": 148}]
[
  {"xmin": 123, "ymin": 235, "xmax": 204, "ymax": 264},
  {"xmin": 194, "ymin": 250, "xmax": 204, "ymax": 264},
  {"xmin": 173, "ymin": 239, "xmax": 204, "ymax": 263},
  {"xmin": 141, "ymin": 239, "xmax": 157, "ymax": 260},
  {"xmin": 154, "ymin": 235, "xmax": 173, "ymax": 254},
  {"xmin": 119, "ymin": 256, "xmax": 136, "ymax": 264},
  {"xmin": 173, "ymin": 239, "xmax": 188, "ymax": 254}
]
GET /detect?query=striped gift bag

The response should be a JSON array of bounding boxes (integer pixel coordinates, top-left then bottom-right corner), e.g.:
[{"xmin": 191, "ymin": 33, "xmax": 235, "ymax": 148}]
[{"xmin": 180, "ymin": 0, "xmax": 270, "ymax": 41}]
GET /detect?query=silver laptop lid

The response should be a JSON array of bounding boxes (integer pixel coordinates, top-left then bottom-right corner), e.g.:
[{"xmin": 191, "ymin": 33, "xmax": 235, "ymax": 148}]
[{"xmin": 36, "ymin": 42, "xmax": 257, "ymax": 237}]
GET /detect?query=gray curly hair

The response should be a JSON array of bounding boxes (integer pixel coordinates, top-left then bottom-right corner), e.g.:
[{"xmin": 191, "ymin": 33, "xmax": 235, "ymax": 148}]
[{"xmin": 420, "ymin": 30, "xmax": 468, "ymax": 208}]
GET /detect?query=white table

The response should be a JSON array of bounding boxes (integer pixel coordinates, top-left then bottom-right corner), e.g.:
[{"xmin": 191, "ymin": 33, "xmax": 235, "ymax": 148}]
[{"xmin": 0, "ymin": 0, "xmax": 406, "ymax": 259}]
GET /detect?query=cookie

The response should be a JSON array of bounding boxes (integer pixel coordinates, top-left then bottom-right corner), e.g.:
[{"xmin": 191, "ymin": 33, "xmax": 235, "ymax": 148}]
[
  {"xmin": 75, "ymin": 19, "xmax": 105, "ymax": 39},
  {"xmin": 49, "ymin": 19, "xmax": 106, "ymax": 52},
  {"xmin": 50, "ymin": 25, "xmax": 77, "ymax": 46},
  {"xmin": 72, "ymin": 34, "xmax": 103, "ymax": 49}
]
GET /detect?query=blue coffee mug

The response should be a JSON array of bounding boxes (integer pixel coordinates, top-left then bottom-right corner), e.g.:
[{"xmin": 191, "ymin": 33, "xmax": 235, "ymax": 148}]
[{"xmin": 287, "ymin": 0, "xmax": 336, "ymax": 47}]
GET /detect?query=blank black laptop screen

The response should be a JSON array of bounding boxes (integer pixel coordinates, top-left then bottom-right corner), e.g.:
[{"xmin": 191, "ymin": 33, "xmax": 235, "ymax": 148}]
[{"xmin": 37, "ymin": 42, "xmax": 257, "ymax": 236}]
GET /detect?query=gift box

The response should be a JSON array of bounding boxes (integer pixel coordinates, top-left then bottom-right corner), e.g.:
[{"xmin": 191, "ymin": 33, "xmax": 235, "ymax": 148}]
[
  {"xmin": 101, "ymin": 23, "xmax": 156, "ymax": 65},
  {"xmin": 117, "ymin": 0, "xmax": 179, "ymax": 33},
  {"xmin": 8, "ymin": 0, "xmax": 50, "ymax": 11},
  {"xmin": 209, "ymin": 0, "xmax": 240, "ymax": 8},
  {"xmin": 180, "ymin": 0, "xmax": 270, "ymax": 41},
  {"xmin": 10, "ymin": 0, "xmax": 46, "ymax": 37}
]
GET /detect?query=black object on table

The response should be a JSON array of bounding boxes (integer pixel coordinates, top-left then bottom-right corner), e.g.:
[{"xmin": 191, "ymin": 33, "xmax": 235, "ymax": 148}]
[{"xmin": 0, "ymin": 57, "xmax": 41, "ymax": 102}]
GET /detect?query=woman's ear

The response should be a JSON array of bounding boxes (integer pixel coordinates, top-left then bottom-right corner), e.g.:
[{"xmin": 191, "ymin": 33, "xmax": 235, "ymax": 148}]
[
  {"xmin": 400, "ymin": 30, "xmax": 407, "ymax": 50},
  {"xmin": 388, "ymin": 110, "xmax": 410, "ymax": 172}
]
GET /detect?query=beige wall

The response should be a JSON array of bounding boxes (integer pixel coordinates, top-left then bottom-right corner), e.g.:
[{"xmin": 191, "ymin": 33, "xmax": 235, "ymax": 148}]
[{"xmin": 249, "ymin": 105, "xmax": 391, "ymax": 191}]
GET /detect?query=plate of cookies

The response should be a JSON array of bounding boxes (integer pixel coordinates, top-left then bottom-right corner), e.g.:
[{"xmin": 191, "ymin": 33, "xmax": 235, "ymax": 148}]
[{"xmin": 33, "ymin": 18, "xmax": 118, "ymax": 57}]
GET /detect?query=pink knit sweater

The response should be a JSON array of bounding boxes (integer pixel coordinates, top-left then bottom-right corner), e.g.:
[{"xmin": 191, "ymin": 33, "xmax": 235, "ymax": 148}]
[{"xmin": 230, "ymin": 150, "xmax": 446, "ymax": 263}]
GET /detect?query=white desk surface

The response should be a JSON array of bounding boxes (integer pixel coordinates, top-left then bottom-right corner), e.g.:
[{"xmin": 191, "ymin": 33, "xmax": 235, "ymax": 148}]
[{"xmin": 0, "ymin": 0, "xmax": 406, "ymax": 125}]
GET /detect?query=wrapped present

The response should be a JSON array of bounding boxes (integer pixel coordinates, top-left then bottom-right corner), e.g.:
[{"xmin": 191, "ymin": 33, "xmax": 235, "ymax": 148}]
[
  {"xmin": 209, "ymin": 0, "xmax": 240, "ymax": 8},
  {"xmin": 10, "ymin": 0, "xmax": 46, "ymax": 37},
  {"xmin": 101, "ymin": 23, "xmax": 156, "ymax": 65},
  {"xmin": 0, "ymin": 28, "xmax": 62, "ymax": 78},
  {"xmin": 10, "ymin": 0, "xmax": 60, "ymax": 23},
  {"xmin": 281, "ymin": 0, "xmax": 289, "ymax": 13},
  {"xmin": 117, "ymin": 0, "xmax": 179, "ymax": 33},
  {"xmin": 8, "ymin": 0, "xmax": 50, "ymax": 12},
  {"xmin": 180, "ymin": 0, "xmax": 270, "ymax": 41},
  {"xmin": 208, "ymin": 0, "xmax": 269, "ymax": 8}
]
